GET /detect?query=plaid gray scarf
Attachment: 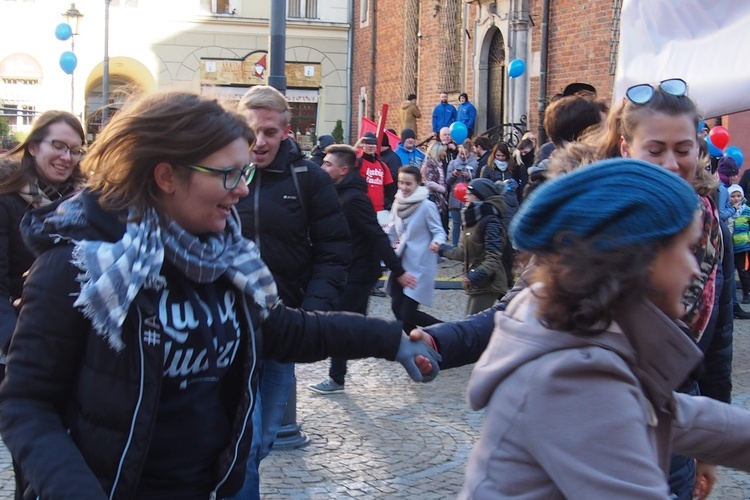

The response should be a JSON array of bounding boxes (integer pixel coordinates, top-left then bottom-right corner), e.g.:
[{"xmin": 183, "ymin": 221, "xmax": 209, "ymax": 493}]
[{"xmin": 37, "ymin": 195, "xmax": 278, "ymax": 351}]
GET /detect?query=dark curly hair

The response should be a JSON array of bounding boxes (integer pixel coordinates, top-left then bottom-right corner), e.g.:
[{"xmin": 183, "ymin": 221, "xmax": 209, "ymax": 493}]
[{"xmin": 532, "ymin": 235, "xmax": 666, "ymax": 335}]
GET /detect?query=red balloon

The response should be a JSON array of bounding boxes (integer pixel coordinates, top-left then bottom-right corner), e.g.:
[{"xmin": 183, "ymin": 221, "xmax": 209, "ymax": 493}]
[
  {"xmin": 454, "ymin": 182, "xmax": 469, "ymax": 202},
  {"xmin": 709, "ymin": 126, "xmax": 730, "ymax": 150}
]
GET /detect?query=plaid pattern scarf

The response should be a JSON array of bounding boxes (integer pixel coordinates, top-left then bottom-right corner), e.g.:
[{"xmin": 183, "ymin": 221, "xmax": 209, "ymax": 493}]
[{"xmin": 26, "ymin": 194, "xmax": 278, "ymax": 351}]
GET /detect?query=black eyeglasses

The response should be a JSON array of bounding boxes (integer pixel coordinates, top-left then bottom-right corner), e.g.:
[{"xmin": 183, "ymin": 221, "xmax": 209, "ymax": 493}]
[
  {"xmin": 42, "ymin": 139, "xmax": 85, "ymax": 159},
  {"xmin": 179, "ymin": 163, "xmax": 256, "ymax": 189},
  {"xmin": 625, "ymin": 78, "xmax": 688, "ymax": 105}
]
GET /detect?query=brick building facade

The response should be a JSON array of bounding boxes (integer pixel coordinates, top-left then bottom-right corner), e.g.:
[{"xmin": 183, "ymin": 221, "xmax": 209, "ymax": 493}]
[{"xmin": 351, "ymin": 0, "xmax": 621, "ymax": 145}]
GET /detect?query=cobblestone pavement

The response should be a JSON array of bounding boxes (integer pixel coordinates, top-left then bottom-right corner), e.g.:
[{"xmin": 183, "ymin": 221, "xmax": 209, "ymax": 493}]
[{"xmin": 1, "ymin": 261, "xmax": 750, "ymax": 498}]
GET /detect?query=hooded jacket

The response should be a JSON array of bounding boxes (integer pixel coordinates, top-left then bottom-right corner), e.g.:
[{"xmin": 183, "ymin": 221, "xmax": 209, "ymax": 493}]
[
  {"xmin": 0, "ymin": 191, "xmax": 403, "ymax": 499},
  {"xmin": 395, "ymin": 143, "xmax": 426, "ymax": 169},
  {"xmin": 235, "ymin": 139, "xmax": 350, "ymax": 310},
  {"xmin": 460, "ymin": 285, "xmax": 750, "ymax": 499},
  {"xmin": 400, "ymin": 100, "xmax": 422, "ymax": 132}
]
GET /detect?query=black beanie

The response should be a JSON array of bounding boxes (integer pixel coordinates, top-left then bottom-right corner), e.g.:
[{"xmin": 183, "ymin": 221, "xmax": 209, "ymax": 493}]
[
  {"xmin": 467, "ymin": 178, "xmax": 501, "ymax": 200},
  {"xmin": 401, "ymin": 128, "xmax": 416, "ymax": 142}
]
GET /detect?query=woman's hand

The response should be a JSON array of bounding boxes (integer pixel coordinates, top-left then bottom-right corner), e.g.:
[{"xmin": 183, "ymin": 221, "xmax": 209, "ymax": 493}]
[
  {"xmin": 397, "ymin": 272, "xmax": 417, "ymax": 289},
  {"xmin": 429, "ymin": 241, "xmax": 440, "ymax": 253}
]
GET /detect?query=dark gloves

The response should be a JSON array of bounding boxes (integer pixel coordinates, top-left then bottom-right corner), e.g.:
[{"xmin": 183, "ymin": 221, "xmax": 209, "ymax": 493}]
[{"xmin": 395, "ymin": 334, "xmax": 442, "ymax": 382}]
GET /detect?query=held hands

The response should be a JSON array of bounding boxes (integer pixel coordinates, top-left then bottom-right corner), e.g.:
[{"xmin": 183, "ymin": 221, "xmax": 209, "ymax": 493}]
[
  {"xmin": 395, "ymin": 334, "xmax": 441, "ymax": 382},
  {"xmin": 429, "ymin": 241, "xmax": 441, "ymax": 253},
  {"xmin": 397, "ymin": 272, "xmax": 417, "ymax": 289},
  {"xmin": 409, "ymin": 329, "xmax": 439, "ymax": 375}
]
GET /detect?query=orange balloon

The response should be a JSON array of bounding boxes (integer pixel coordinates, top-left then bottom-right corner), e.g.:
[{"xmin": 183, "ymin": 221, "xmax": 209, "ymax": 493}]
[{"xmin": 454, "ymin": 182, "xmax": 469, "ymax": 202}]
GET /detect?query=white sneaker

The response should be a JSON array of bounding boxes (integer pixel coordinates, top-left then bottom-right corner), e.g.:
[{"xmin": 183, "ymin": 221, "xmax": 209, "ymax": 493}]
[{"xmin": 307, "ymin": 379, "xmax": 345, "ymax": 394}]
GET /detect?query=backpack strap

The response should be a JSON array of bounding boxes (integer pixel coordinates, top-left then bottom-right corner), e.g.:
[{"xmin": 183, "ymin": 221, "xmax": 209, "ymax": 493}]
[{"xmin": 290, "ymin": 164, "xmax": 309, "ymax": 225}]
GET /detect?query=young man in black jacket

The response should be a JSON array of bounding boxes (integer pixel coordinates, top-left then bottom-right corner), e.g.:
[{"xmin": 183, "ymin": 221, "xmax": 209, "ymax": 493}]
[
  {"xmin": 234, "ymin": 85, "xmax": 351, "ymax": 498},
  {"xmin": 308, "ymin": 145, "xmax": 416, "ymax": 394}
]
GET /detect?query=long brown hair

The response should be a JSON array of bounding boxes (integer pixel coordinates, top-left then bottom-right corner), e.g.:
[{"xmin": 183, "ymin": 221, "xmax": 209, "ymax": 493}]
[
  {"xmin": 591, "ymin": 89, "xmax": 716, "ymax": 196},
  {"xmin": 488, "ymin": 141, "xmax": 517, "ymax": 176},
  {"xmin": 85, "ymin": 92, "xmax": 254, "ymax": 220},
  {"xmin": 0, "ymin": 111, "xmax": 86, "ymax": 195}
]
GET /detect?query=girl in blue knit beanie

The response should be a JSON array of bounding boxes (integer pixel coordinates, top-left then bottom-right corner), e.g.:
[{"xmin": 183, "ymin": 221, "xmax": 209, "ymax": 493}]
[{"xmin": 456, "ymin": 158, "xmax": 750, "ymax": 499}]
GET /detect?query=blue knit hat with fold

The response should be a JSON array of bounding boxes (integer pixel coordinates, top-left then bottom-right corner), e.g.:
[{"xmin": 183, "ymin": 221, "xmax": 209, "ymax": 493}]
[{"xmin": 510, "ymin": 158, "xmax": 699, "ymax": 252}]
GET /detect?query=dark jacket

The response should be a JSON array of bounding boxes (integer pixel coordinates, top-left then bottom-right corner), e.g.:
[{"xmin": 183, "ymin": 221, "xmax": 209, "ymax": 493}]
[
  {"xmin": 0, "ymin": 193, "xmax": 34, "ymax": 350},
  {"xmin": 236, "ymin": 139, "xmax": 350, "ymax": 310},
  {"xmin": 442, "ymin": 196, "xmax": 507, "ymax": 296},
  {"xmin": 336, "ymin": 172, "xmax": 405, "ymax": 283},
  {"xmin": 0, "ymin": 193, "xmax": 402, "ymax": 499}
]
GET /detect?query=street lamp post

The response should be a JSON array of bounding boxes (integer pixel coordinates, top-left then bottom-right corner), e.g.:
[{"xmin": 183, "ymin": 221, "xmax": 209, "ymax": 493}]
[
  {"xmin": 63, "ymin": 3, "xmax": 83, "ymax": 114},
  {"xmin": 102, "ymin": 0, "xmax": 111, "ymax": 126}
]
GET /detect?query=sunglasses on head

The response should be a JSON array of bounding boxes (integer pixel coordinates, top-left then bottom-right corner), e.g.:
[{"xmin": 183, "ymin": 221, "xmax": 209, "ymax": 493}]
[{"xmin": 625, "ymin": 78, "xmax": 688, "ymax": 105}]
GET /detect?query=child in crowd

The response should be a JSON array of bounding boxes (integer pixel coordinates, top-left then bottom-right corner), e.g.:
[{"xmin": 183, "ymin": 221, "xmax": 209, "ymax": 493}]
[{"xmin": 730, "ymin": 184, "xmax": 750, "ymax": 304}]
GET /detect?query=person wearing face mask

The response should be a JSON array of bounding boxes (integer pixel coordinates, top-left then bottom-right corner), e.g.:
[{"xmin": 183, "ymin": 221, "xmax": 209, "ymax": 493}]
[
  {"xmin": 513, "ymin": 138, "xmax": 535, "ymax": 201},
  {"xmin": 0, "ymin": 111, "xmax": 86, "ymax": 381},
  {"xmin": 480, "ymin": 142, "xmax": 516, "ymax": 185}
]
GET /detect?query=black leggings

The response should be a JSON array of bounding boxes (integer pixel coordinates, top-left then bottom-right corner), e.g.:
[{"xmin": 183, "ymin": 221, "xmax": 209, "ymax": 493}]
[
  {"xmin": 735, "ymin": 251, "xmax": 750, "ymax": 294},
  {"xmin": 390, "ymin": 280, "xmax": 441, "ymax": 334}
]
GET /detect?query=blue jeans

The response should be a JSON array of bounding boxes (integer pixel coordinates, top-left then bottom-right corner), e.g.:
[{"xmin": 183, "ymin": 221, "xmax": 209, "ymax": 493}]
[
  {"xmin": 450, "ymin": 208, "xmax": 462, "ymax": 247},
  {"xmin": 233, "ymin": 360, "xmax": 295, "ymax": 499}
]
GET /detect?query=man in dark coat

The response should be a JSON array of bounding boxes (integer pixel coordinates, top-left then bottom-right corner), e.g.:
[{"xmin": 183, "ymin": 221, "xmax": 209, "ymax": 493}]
[
  {"xmin": 310, "ymin": 134, "xmax": 335, "ymax": 166},
  {"xmin": 308, "ymin": 144, "xmax": 417, "ymax": 393},
  {"xmin": 235, "ymin": 85, "xmax": 351, "ymax": 498}
]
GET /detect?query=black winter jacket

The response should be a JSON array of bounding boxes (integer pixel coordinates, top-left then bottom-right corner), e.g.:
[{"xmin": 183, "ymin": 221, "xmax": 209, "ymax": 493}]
[
  {"xmin": 335, "ymin": 172, "xmax": 404, "ymax": 284},
  {"xmin": 235, "ymin": 139, "xmax": 350, "ymax": 310},
  {"xmin": 0, "ymin": 193, "xmax": 34, "ymax": 350},
  {"xmin": 0, "ymin": 193, "xmax": 402, "ymax": 499}
]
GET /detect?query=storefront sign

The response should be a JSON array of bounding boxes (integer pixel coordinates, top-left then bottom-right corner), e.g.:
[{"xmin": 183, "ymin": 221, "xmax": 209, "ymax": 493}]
[{"xmin": 200, "ymin": 52, "xmax": 321, "ymax": 88}]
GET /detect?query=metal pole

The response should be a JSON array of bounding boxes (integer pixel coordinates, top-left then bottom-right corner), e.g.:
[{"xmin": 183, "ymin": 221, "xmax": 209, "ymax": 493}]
[
  {"xmin": 537, "ymin": 0, "xmax": 550, "ymax": 143},
  {"xmin": 268, "ymin": 0, "xmax": 287, "ymax": 92},
  {"xmin": 267, "ymin": 0, "xmax": 309, "ymax": 451},
  {"xmin": 71, "ymin": 35, "xmax": 75, "ymax": 113},
  {"xmin": 102, "ymin": 0, "xmax": 111, "ymax": 126}
]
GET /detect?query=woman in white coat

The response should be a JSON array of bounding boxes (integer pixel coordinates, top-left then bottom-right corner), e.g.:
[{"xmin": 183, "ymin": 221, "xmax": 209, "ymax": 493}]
[{"xmin": 386, "ymin": 165, "xmax": 447, "ymax": 333}]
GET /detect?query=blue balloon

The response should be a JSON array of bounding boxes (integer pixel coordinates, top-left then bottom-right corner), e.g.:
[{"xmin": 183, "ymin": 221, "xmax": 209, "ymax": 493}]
[
  {"xmin": 724, "ymin": 146, "xmax": 744, "ymax": 168},
  {"xmin": 507, "ymin": 59, "xmax": 526, "ymax": 79},
  {"xmin": 59, "ymin": 51, "xmax": 78, "ymax": 75},
  {"xmin": 449, "ymin": 122, "xmax": 468, "ymax": 144},
  {"xmin": 706, "ymin": 136, "xmax": 723, "ymax": 157},
  {"xmin": 55, "ymin": 23, "xmax": 72, "ymax": 41}
]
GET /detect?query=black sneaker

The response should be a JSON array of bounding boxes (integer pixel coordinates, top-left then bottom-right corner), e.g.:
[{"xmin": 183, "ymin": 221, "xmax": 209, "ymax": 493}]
[{"xmin": 735, "ymin": 304, "xmax": 750, "ymax": 320}]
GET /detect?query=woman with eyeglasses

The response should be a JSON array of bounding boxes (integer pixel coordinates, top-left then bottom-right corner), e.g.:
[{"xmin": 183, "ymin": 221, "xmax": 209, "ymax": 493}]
[
  {"xmin": 0, "ymin": 92, "xmax": 439, "ymax": 499},
  {"xmin": 0, "ymin": 110, "xmax": 86, "ymax": 382}
]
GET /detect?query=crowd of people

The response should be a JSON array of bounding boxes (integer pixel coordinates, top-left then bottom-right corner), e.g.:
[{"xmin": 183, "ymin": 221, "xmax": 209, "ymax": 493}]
[{"xmin": 1, "ymin": 81, "xmax": 750, "ymax": 499}]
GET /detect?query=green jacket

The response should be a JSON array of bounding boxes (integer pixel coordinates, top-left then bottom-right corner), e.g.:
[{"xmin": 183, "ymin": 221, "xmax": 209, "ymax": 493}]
[{"xmin": 443, "ymin": 195, "xmax": 507, "ymax": 296}]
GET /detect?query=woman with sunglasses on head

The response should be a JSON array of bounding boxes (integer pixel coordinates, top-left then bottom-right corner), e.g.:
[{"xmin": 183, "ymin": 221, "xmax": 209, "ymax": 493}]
[
  {"xmin": 597, "ymin": 79, "xmax": 736, "ymax": 499},
  {"xmin": 0, "ymin": 92, "xmax": 439, "ymax": 499},
  {"xmin": 0, "ymin": 111, "xmax": 86, "ymax": 382}
]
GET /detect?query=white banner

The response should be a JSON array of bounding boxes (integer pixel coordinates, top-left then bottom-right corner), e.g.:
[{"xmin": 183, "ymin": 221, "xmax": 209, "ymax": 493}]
[{"xmin": 614, "ymin": 0, "xmax": 750, "ymax": 117}]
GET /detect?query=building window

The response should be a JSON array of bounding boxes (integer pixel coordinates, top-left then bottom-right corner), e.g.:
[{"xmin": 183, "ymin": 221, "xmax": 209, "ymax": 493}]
[
  {"xmin": 288, "ymin": 0, "xmax": 317, "ymax": 19},
  {"xmin": 20, "ymin": 105, "xmax": 34, "ymax": 125},
  {"xmin": 360, "ymin": 0, "xmax": 368, "ymax": 23},
  {"xmin": 3, "ymin": 105, "xmax": 17, "ymax": 127}
]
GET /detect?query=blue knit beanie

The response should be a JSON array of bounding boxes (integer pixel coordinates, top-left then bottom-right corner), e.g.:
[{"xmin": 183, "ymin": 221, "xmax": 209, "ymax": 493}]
[{"xmin": 510, "ymin": 158, "xmax": 699, "ymax": 252}]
